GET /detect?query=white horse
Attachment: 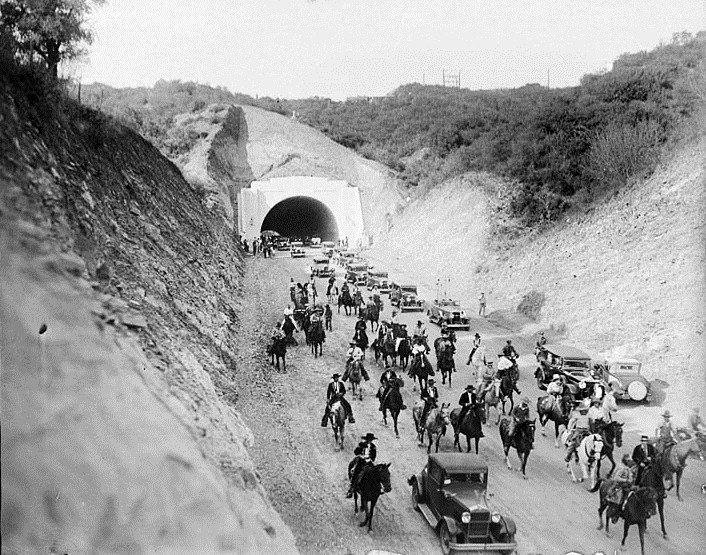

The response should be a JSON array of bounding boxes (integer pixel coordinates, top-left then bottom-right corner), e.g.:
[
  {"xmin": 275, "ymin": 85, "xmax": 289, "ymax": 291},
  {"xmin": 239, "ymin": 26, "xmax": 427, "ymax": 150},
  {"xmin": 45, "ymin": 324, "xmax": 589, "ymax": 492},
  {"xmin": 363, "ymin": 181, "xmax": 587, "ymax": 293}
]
[
  {"xmin": 468, "ymin": 345, "xmax": 488, "ymax": 377},
  {"xmin": 568, "ymin": 433, "xmax": 604, "ymax": 488}
]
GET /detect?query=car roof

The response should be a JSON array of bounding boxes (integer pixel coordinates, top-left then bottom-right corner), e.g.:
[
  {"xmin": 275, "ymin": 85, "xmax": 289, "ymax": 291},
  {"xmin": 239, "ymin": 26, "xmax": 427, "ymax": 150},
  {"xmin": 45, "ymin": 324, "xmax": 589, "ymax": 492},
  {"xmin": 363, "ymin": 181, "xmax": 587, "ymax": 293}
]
[
  {"xmin": 605, "ymin": 357, "xmax": 641, "ymax": 365},
  {"xmin": 544, "ymin": 344, "xmax": 591, "ymax": 360},
  {"xmin": 429, "ymin": 453, "xmax": 488, "ymax": 473}
]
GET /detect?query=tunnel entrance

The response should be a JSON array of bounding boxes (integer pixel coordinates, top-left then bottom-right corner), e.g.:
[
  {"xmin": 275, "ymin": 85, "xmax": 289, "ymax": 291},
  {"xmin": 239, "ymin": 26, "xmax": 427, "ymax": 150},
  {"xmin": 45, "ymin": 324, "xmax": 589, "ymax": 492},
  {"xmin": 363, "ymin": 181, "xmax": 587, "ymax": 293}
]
[{"xmin": 260, "ymin": 196, "xmax": 339, "ymax": 241}]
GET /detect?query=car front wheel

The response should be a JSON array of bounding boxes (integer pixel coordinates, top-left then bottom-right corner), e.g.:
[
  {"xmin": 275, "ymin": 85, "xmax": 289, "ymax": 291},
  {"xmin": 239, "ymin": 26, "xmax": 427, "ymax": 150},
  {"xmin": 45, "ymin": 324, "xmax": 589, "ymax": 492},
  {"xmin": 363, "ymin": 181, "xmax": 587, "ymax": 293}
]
[{"xmin": 439, "ymin": 522, "xmax": 455, "ymax": 555}]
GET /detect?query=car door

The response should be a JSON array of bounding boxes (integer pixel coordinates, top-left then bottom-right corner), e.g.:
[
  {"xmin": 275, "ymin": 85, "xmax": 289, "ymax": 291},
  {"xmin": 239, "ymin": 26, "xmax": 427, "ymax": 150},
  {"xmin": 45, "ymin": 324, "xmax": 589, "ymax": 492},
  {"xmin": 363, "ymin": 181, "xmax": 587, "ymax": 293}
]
[{"xmin": 427, "ymin": 460, "xmax": 444, "ymax": 517}]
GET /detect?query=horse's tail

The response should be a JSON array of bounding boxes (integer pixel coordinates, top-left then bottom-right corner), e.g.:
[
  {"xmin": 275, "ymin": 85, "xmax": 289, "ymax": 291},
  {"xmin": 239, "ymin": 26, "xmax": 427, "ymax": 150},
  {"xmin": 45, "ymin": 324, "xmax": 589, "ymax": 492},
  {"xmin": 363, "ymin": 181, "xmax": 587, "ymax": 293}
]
[{"xmin": 589, "ymin": 479, "xmax": 604, "ymax": 493}]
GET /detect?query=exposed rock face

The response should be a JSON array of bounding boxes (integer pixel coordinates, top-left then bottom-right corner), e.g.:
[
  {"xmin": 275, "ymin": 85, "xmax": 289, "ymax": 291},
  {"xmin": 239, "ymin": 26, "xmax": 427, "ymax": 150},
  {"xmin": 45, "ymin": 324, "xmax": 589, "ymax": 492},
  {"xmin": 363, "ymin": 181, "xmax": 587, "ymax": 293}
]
[{"xmin": 0, "ymin": 84, "xmax": 298, "ymax": 553}]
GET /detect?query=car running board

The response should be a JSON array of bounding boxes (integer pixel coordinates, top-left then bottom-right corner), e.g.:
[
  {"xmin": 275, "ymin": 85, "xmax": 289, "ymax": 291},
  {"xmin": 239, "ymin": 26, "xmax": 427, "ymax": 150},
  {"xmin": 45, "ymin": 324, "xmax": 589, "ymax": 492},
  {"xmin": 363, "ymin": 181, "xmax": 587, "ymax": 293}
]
[{"xmin": 417, "ymin": 503, "xmax": 439, "ymax": 527}]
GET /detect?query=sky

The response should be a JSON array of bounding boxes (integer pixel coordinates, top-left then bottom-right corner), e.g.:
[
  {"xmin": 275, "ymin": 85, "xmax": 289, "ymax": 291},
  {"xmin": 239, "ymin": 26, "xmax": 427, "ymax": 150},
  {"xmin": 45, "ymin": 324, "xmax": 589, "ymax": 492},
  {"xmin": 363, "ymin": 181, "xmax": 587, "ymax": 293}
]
[{"xmin": 80, "ymin": 0, "xmax": 706, "ymax": 100}]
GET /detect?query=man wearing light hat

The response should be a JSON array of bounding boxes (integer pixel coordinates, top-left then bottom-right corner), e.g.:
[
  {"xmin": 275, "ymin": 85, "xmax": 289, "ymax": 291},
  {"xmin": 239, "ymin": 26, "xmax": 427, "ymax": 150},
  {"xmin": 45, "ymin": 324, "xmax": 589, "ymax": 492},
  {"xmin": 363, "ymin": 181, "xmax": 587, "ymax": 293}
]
[
  {"xmin": 631, "ymin": 434, "xmax": 656, "ymax": 483},
  {"xmin": 655, "ymin": 410, "xmax": 677, "ymax": 452},
  {"xmin": 547, "ymin": 374, "xmax": 564, "ymax": 398},
  {"xmin": 321, "ymin": 373, "xmax": 355, "ymax": 427}
]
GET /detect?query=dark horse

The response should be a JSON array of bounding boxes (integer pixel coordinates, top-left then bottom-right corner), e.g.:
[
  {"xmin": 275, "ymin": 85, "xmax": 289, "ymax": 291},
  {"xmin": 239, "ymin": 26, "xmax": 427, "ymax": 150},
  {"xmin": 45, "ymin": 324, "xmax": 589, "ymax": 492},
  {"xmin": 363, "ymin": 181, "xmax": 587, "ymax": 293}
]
[
  {"xmin": 499, "ymin": 418, "xmax": 536, "ymax": 478},
  {"xmin": 380, "ymin": 327, "xmax": 397, "ymax": 368},
  {"xmin": 338, "ymin": 289, "xmax": 355, "ymax": 315},
  {"xmin": 347, "ymin": 461, "xmax": 392, "ymax": 532},
  {"xmin": 450, "ymin": 404, "xmax": 486, "ymax": 454},
  {"xmin": 595, "ymin": 420, "xmax": 624, "ymax": 478},
  {"xmin": 591, "ymin": 480, "xmax": 658, "ymax": 555},
  {"xmin": 658, "ymin": 437, "xmax": 703, "ymax": 501},
  {"xmin": 267, "ymin": 336, "xmax": 286, "ymax": 372},
  {"xmin": 308, "ymin": 319, "xmax": 325, "ymax": 357},
  {"xmin": 353, "ymin": 328, "xmax": 368, "ymax": 359},
  {"xmin": 362, "ymin": 302, "xmax": 380, "ymax": 332},
  {"xmin": 281, "ymin": 316, "xmax": 298, "ymax": 347},
  {"xmin": 536, "ymin": 395, "xmax": 571, "ymax": 448},
  {"xmin": 637, "ymin": 458, "xmax": 668, "ymax": 538},
  {"xmin": 497, "ymin": 371, "xmax": 517, "ymax": 414},
  {"xmin": 434, "ymin": 338, "xmax": 455, "ymax": 387},
  {"xmin": 379, "ymin": 377, "xmax": 404, "ymax": 438},
  {"xmin": 408, "ymin": 350, "xmax": 434, "ymax": 392}
]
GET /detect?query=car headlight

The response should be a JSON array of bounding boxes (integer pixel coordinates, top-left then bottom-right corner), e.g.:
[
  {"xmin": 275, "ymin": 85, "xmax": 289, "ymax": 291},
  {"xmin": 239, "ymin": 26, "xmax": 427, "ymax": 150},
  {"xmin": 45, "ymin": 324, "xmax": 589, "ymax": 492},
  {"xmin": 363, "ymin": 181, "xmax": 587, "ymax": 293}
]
[
  {"xmin": 491, "ymin": 512, "xmax": 501, "ymax": 523},
  {"xmin": 461, "ymin": 512, "xmax": 471, "ymax": 524},
  {"xmin": 578, "ymin": 381, "xmax": 586, "ymax": 389}
]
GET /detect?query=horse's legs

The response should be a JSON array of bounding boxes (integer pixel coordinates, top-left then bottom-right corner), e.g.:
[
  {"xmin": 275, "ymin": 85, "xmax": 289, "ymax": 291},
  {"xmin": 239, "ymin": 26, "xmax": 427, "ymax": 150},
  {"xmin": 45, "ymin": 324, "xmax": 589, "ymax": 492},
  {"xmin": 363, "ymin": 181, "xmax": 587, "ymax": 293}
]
[
  {"xmin": 367, "ymin": 498, "xmax": 378, "ymax": 532},
  {"xmin": 393, "ymin": 412, "xmax": 400, "ymax": 438},
  {"xmin": 606, "ymin": 451, "xmax": 616, "ymax": 478},
  {"xmin": 474, "ymin": 437, "xmax": 480, "ymax": 455},
  {"xmin": 554, "ymin": 421, "xmax": 561, "ymax": 448},
  {"xmin": 676, "ymin": 468, "xmax": 684, "ymax": 501},
  {"xmin": 353, "ymin": 491, "xmax": 359, "ymax": 514},
  {"xmin": 504, "ymin": 444, "xmax": 513, "ymax": 470},
  {"xmin": 382, "ymin": 407, "xmax": 388, "ymax": 426},
  {"xmin": 657, "ymin": 497, "xmax": 667, "ymax": 538},
  {"xmin": 520, "ymin": 450, "xmax": 528, "ymax": 478},
  {"xmin": 454, "ymin": 432, "xmax": 462, "ymax": 452},
  {"xmin": 358, "ymin": 500, "xmax": 368, "ymax": 527}
]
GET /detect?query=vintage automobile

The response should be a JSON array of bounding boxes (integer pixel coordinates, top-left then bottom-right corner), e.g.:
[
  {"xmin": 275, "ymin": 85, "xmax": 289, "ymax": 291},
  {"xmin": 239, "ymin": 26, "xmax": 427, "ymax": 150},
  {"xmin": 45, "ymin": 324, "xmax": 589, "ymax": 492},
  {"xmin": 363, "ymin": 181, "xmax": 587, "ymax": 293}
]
[
  {"xmin": 289, "ymin": 241, "xmax": 306, "ymax": 258},
  {"xmin": 310, "ymin": 257, "xmax": 335, "ymax": 279},
  {"xmin": 428, "ymin": 299, "xmax": 470, "ymax": 331},
  {"xmin": 275, "ymin": 237, "xmax": 291, "ymax": 251},
  {"xmin": 345, "ymin": 263, "xmax": 369, "ymax": 286},
  {"xmin": 599, "ymin": 358, "xmax": 654, "ymax": 403},
  {"xmin": 400, "ymin": 285, "xmax": 424, "ymax": 312},
  {"xmin": 534, "ymin": 344, "xmax": 605, "ymax": 400},
  {"xmin": 367, "ymin": 270, "xmax": 391, "ymax": 292},
  {"xmin": 336, "ymin": 251, "xmax": 358, "ymax": 266},
  {"xmin": 409, "ymin": 453, "xmax": 517, "ymax": 555},
  {"xmin": 310, "ymin": 237, "xmax": 322, "ymax": 248},
  {"xmin": 321, "ymin": 241, "xmax": 336, "ymax": 258}
]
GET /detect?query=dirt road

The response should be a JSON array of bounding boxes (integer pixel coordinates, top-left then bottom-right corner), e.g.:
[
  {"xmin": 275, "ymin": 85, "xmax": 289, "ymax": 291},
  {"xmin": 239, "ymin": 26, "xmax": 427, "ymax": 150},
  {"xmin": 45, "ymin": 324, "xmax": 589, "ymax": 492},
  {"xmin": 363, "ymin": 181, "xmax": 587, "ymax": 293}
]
[{"xmin": 233, "ymin": 254, "xmax": 706, "ymax": 555}]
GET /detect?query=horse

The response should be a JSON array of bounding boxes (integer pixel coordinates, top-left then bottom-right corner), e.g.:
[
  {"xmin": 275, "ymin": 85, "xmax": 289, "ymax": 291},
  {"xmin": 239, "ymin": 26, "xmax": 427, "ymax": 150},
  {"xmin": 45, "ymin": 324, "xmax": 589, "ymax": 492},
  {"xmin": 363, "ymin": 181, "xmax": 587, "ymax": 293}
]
[
  {"xmin": 347, "ymin": 460, "xmax": 392, "ymax": 532},
  {"xmin": 413, "ymin": 401, "xmax": 451, "ymax": 452},
  {"xmin": 352, "ymin": 290, "xmax": 364, "ymax": 316},
  {"xmin": 637, "ymin": 458, "xmax": 668, "ymax": 538},
  {"xmin": 267, "ymin": 336, "xmax": 287, "ymax": 372},
  {"xmin": 568, "ymin": 433, "xmax": 604, "ymax": 488},
  {"xmin": 536, "ymin": 395, "xmax": 571, "ymax": 447},
  {"xmin": 468, "ymin": 345, "xmax": 488, "ymax": 376},
  {"xmin": 281, "ymin": 315, "xmax": 298, "ymax": 346},
  {"xmin": 434, "ymin": 338, "xmax": 455, "ymax": 387},
  {"xmin": 381, "ymin": 328, "xmax": 398, "ymax": 368},
  {"xmin": 658, "ymin": 437, "xmax": 703, "ymax": 501},
  {"xmin": 499, "ymin": 417, "xmax": 536, "ymax": 478},
  {"xmin": 379, "ymin": 377, "xmax": 405, "ymax": 438},
  {"xmin": 328, "ymin": 400, "xmax": 346, "ymax": 450},
  {"xmin": 338, "ymin": 289, "xmax": 355, "ymax": 315},
  {"xmin": 408, "ymin": 350, "xmax": 434, "ymax": 392},
  {"xmin": 450, "ymin": 404, "xmax": 486, "ymax": 454},
  {"xmin": 497, "ymin": 371, "xmax": 516, "ymax": 414},
  {"xmin": 594, "ymin": 421, "xmax": 624, "ymax": 478},
  {"xmin": 483, "ymin": 379, "xmax": 503, "ymax": 426},
  {"xmin": 590, "ymin": 480, "xmax": 658, "ymax": 555},
  {"xmin": 308, "ymin": 319, "xmax": 325, "ymax": 358},
  {"xmin": 353, "ymin": 328, "xmax": 368, "ymax": 358},
  {"xmin": 397, "ymin": 336, "xmax": 411, "ymax": 370},
  {"xmin": 343, "ymin": 359, "xmax": 364, "ymax": 400},
  {"xmin": 362, "ymin": 302, "xmax": 380, "ymax": 332}
]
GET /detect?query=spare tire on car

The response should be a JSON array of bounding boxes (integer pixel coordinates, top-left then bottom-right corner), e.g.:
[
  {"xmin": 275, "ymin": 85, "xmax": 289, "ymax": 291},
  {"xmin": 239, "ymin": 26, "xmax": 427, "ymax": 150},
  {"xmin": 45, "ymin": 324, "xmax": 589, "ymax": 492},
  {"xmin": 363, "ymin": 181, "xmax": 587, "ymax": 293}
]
[{"xmin": 627, "ymin": 380, "xmax": 648, "ymax": 401}]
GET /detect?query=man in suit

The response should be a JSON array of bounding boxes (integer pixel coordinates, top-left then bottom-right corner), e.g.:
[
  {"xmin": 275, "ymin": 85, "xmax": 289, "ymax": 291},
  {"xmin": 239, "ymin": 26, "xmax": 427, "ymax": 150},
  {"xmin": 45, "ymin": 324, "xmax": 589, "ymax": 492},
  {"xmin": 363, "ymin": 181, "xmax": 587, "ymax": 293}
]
[
  {"xmin": 632, "ymin": 434, "xmax": 657, "ymax": 484},
  {"xmin": 321, "ymin": 373, "xmax": 355, "ymax": 427},
  {"xmin": 419, "ymin": 378, "xmax": 439, "ymax": 426},
  {"xmin": 457, "ymin": 384, "xmax": 478, "ymax": 424},
  {"xmin": 347, "ymin": 433, "xmax": 378, "ymax": 497}
]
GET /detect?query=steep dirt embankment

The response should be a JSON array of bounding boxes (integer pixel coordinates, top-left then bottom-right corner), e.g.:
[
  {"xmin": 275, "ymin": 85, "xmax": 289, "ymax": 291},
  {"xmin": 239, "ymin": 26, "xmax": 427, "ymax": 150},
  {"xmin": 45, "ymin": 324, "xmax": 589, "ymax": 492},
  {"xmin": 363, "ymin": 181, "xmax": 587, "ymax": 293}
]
[
  {"xmin": 370, "ymin": 141, "xmax": 706, "ymax": 415},
  {"xmin": 0, "ymin": 85, "xmax": 297, "ymax": 553},
  {"xmin": 174, "ymin": 104, "xmax": 406, "ymax": 239}
]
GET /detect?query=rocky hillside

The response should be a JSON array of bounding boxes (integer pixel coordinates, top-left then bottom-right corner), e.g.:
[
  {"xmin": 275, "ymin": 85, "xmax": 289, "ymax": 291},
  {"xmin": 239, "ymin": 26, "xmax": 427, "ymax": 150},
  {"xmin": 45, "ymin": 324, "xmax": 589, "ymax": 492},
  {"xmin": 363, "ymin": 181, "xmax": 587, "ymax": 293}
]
[
  {"xmin": 0, "ymin": 79, "xmax": 298, "ymax": 553},
  {"xmin": 369, "ymin": 138, "xmax": 706, "ymax": 416},
  {"xmin": 171, "ymin": 104, "xmax": 406, "ymax": 239}
]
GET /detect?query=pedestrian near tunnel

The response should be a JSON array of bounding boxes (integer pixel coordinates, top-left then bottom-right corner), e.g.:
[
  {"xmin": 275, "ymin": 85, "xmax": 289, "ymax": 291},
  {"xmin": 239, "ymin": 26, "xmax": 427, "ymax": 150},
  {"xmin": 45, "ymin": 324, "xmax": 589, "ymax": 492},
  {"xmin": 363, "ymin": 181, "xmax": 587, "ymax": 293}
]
[{"xmin": 478, "ymin": 292, "xmax": 486, "ymax": 317}]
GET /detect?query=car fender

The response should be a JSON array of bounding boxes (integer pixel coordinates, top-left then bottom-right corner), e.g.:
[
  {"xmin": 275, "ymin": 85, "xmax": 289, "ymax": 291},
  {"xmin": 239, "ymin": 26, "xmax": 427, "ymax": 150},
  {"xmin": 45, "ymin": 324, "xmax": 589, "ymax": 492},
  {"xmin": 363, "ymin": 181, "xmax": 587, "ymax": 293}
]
[
  {"xmin": 501, "ymin": 516, "xmax": 516, "ymax": 535},
  {"xmin": 439, "ymin": 515, "xmax": 462, "ymax": 537}
]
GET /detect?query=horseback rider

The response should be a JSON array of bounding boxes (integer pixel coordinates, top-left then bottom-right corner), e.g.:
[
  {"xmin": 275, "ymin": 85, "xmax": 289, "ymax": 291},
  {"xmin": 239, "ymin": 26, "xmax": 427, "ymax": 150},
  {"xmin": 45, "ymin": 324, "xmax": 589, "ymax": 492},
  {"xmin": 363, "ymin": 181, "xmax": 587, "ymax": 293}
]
[
  {"xmin": 437, "ymin": 330, "xmax": 456, "ymax": 373},
  {"xmin": 564, "ymin": 401, "xmax": 591, "ymax": 462},
  {"xmin": 507, "ymin": 396, "xmax": 531, "ymax": 441},
  {"xmin": 631, "ymin": 434, "xmax": 657, "ymax": 484},
  {"xmin": 378, "ymin": 368, "xmax": 398, "ymax": 411},
  {"xmin": 413, "ymin": 320, "xmax": 430, "ymax": 353},
  {"xmin": 608, "ymin": 454, "xmax": 637, "ymax": 516},
  {"xmin": 321, "ymin": 373, "xmax": 355, "ymax": 427},
  {"xmin": 536, "ymin": 331, "xmax": 547, "ymax": 351},
  {"xmin": 457, "ymin": 384, "xmax": 477, "ymax": 424},
  {"xmin": 347, "ymin": 341, "xmax": 364, "ymax": 362},
  {"xmin": 547, "ymin": 374, "xmax": 564, "ymax": 398},
  {"xmin": 688, "ymin": 407, "xmax": 705, "ymax": 434},
  {"xmin": 355, "ymin": 314, "xmax": 367, "ymax": 332},
  {"xmin": 390, "ymin": 309, "xmax": 399, "ymax": 325},
  {"xmin": 347, "ymin": 432, "xmax": 377, "ymax": 498},
  {"xmin": 270, "ymin": 321, "xmax": 285, "ymax": 342},
  {"xmin": 497, "ymin": 354, "xmax": 521, "ymax": 395},
  {"xmin": 587, "ymin": 398, "xmax": 606, "ymax": 433},
  {"xmin": 501, "ymin": 340, "xmax": 519, "ymax": 380},
  {"xmin": 477, "ymin": 361, "xmax": 495, "ymax": 401},
  {"xmin": 289, "ymin": 278, "xmax": 296, "ymax": 302},
  {"xmin": 655, "ymin": 410, "xmax": 678, "ymax": 452},
  {"xmin": 467, "ymin": 333, "xmax": 481, "ymax": 365},
  {"xmin": 419, "ymin": 378, "xmax": 439, "ymax": 425}
]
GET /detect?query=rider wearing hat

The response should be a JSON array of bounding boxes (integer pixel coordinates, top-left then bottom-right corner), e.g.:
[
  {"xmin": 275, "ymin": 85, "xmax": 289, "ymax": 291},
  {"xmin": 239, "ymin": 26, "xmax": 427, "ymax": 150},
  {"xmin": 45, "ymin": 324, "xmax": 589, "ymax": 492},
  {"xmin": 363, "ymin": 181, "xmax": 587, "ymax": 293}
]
[
  {"xmin": 508, "ymin": 396, "xmax": 531, "ymax": 440},
  {"xmin": 609, "ymin": 454, "xmax": 637, "ymax": 512},
  {"xmin": 321, "ymin": 373, "xmax": 355, "ymax": 427},
  {"xmin": 419, "ymin": 378, "xmax": 439, "ymax": 425},
  {"xmin": 478, "ymin": 361, "xmax": 495, "ymax": 402},
  {"xmin": 347, "ymin": 341, "xmax": 364, "ymax": 362},
  {"xmin": 378, "ymin": 368, "xmax": 398, "ymax": 411},
  {"xmin": 347, "ymin": 432, "xmax": 378, "ymax": 498},
  {"xmin": 547, "ymin": 374, "xmax": 564, "ymax": 398},
  {"xmin": 688, "ymin": 407, "xmax": 706, "ymax": 434},
  {"xmin": 631, "ymin": 434, "xmax": 657, "ymax": 484},
  {"xmin": 564, "ymin": 400, "xmax": 591, "ymax": 463},
  {"xmin": 467, "ymin": 333, "xmax": 481, "ymax": 365},
  {"xmin": 458, "ymin": 384, "xmax": 477, "ymax": 424},
  {"xmin": 587, "ymin": 398, "xmax": 606, "ymax": 433},
  {"xmin": 413, "ymin": 320, "xmax": 430, "ymax": 353},
  {"xmin": 655, "ymin": 410, "xmax": 677, "ymax": 452}
]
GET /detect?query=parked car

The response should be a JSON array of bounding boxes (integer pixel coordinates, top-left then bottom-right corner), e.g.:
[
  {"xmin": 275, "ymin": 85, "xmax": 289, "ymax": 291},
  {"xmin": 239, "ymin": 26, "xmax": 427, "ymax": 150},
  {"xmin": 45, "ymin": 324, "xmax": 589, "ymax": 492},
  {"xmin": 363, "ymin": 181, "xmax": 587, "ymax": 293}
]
[
  {"xmin": 534, "ymin": 344, "xmax": 605, "ymax": 400},
  {"xmin": 310, "ymin": 237, "xmax": 322, "ymax": 248},
  {"xmin": 599, "ymin": 358, "xmax": 653, "ymax": 403},
  {"xmin": 321, "ymin": 241, "xmax": 336, "ymax": 258},
  {"xmin": 391, "ymin": 285, "xmax": 424, "ymax": 312},
  {"xmin": 346, "ymin": 263, "xmax": 369, "ymax": 286},
  {"xmin": 275, "ymin": 237, "xmax": 291, "ymax": 251},
  {"xmin": 310, "ymin": 257, "xmax": 335, "ymax": 278},
  {"xmin": 428, "ymin": 299, "xmax": 470, "ymax": 330},
  {"xmin": 290, "ymin": 241, "xmax": 306, "ymax": 258},
  {"xmin": 367, "ymin": 270, "xmax": 391, "ymax": 292},
  {"xmin": 408, "ymin": 453, "xmax": 517, "ymax": 555}
]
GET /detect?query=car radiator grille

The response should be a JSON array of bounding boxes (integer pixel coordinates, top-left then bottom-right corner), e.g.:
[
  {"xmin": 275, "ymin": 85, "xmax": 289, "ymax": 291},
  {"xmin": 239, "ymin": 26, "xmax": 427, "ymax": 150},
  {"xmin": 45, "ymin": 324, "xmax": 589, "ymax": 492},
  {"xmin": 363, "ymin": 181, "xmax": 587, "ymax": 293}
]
[{"xmin": 466, "ymin": 511, "xmax": 490, "ymax": 539}]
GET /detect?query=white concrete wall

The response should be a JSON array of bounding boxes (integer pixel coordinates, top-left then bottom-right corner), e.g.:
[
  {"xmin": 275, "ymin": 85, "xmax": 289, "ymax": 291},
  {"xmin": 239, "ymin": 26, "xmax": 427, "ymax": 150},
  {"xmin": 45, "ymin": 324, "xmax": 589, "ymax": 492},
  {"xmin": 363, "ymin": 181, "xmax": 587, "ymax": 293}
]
[{"xmin": 238, "ymin": 176, "xmax": 366, "ymax": 245}]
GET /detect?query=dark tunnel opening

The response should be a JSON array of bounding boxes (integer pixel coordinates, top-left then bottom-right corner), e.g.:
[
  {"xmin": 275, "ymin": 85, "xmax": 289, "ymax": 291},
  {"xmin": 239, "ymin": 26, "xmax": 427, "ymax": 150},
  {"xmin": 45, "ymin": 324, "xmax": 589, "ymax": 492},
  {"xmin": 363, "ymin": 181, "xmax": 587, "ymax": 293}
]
[{"xmin": 260, "ymin": 196, "xmax": 339, "ymax": 241}]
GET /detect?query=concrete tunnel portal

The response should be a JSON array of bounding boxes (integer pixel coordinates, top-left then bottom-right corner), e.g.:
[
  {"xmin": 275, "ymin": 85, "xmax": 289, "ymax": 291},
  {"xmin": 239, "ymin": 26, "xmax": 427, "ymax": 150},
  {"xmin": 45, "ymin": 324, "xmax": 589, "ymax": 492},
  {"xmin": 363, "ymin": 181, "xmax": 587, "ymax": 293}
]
[{"xmin": 261, "ymin": 196, "xmax": 339, "ymax": 241}]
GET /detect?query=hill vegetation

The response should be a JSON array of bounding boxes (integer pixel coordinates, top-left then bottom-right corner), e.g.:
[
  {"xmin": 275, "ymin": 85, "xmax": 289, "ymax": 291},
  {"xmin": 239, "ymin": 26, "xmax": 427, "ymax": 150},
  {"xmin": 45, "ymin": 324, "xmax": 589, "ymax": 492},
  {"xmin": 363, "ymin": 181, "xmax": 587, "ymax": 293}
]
[{"xmin": 284, "ymin": 32, "xmax": 705, "ymax": 228}]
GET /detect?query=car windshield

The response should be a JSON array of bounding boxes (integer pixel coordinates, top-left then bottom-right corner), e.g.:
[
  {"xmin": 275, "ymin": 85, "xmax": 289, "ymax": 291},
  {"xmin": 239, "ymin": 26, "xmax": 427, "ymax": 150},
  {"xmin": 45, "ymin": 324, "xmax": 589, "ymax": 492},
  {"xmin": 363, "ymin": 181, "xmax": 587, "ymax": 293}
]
[
  {"xmin": 563, "ymin": 359, "xmax": 589, "ymax": 369},
  {"xmin": 445, "ymin": 473, "xmax": 486, "ymax": 484}
]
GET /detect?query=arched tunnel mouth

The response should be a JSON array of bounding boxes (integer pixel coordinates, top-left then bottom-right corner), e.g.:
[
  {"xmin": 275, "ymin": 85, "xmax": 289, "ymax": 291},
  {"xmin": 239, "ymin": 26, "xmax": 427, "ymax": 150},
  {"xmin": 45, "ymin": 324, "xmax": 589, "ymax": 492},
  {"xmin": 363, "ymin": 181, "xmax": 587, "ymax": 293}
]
[{"xmin": 260, "ymin": 196, "xmax": 339, "ymax": 241}]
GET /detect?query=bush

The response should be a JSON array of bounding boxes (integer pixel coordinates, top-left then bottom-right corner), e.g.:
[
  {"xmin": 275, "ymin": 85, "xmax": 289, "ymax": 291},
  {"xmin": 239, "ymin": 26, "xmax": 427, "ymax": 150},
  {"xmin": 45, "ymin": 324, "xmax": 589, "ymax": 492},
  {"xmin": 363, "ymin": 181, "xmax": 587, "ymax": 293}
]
[{"xmin": 517, "ymin": 291, "xmax": 546, "ymax": 320}]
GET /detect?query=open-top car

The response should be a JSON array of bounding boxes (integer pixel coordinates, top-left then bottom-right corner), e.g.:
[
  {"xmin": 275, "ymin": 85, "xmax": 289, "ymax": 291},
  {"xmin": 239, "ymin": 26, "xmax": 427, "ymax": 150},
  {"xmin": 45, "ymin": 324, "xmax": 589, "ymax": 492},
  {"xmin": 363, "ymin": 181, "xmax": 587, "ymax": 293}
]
[
  {"xmin": 310, "ymin": 257, "xmax": 335, "ymax": 278},
  {"xmin": 535, "ymin": 344, "xmax": 605, "ymax": 400},
  {"xmin": 409, "ymin": 453, "xmax": 517, "ymax": 554},
  {"xmin": 599, "ymin": 358, "xmax": 654, "ymax": 403},
  {"xmin": 428, "ymin": 299, "xmax": 470, "ymax": 330}
]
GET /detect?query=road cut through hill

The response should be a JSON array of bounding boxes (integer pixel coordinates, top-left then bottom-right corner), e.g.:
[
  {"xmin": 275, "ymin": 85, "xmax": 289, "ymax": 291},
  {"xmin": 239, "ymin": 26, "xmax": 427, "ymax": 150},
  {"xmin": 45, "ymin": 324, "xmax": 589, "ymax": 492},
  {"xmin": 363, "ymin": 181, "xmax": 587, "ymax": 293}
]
[{"xmin": 233, "ymin": 253, "xmax": 706, "ymax": 555}]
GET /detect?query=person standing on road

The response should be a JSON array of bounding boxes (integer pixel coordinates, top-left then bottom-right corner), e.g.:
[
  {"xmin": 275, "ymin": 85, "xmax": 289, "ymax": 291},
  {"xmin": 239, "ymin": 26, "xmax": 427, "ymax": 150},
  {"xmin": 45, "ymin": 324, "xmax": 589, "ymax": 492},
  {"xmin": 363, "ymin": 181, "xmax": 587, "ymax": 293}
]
[{"xmin": 478, "ymin": 292, "xmax": 486, "ymax": 317}]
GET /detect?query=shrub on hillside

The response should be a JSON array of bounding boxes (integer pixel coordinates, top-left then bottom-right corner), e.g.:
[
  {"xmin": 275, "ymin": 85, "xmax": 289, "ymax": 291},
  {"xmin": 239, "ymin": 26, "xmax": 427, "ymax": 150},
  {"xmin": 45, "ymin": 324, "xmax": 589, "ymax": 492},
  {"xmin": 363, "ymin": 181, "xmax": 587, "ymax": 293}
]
[{"xmin": 517, "ymin": 291, "xmax": 546, "ymax": 321}]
